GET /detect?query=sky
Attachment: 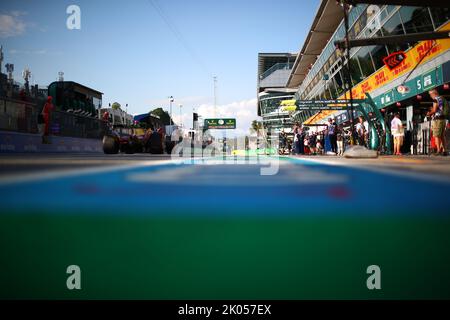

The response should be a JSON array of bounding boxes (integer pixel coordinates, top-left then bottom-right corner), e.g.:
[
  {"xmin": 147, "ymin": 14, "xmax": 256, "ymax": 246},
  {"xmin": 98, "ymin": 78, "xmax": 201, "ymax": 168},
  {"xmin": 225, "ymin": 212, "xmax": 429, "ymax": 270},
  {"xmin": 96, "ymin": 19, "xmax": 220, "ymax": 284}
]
[{"xmin": 0, "ymin": 0, "xmax": 319, "ymax": 136}]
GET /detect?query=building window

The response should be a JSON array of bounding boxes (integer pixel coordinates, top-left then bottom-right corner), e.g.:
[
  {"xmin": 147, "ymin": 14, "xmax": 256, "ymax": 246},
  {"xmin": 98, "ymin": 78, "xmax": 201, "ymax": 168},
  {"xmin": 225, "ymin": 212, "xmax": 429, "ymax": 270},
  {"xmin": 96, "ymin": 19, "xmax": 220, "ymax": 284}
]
[
  {"xmin": 429, "ymin": 7, "xmax": 450, "ymax": 29},
  {"xmin": 351, "ymin": 15, "xmax": 366, "ymax": 38},
  {"xmin": 333, "ymin": 70, "xmax": 345, "ymax": 96},
  {"xmin": 355, "ymin": 46, "xmax": 375, "ymax": 77},
  {"xmin": 382, "ymin": 11, "xmax": 405, "ymax": 36},
  {"xmin": 369, "ymin": 45, "xmax": 389, "ymax": 70},
  {"xmin": 349, "ymin": 56, "xmax": 363, "ymax": 85},
  {"xmin": 379, "ymin": 7, "xmax": 388, "ymax": 23},
  {"xmin": 324, "ymin": 87, "xmax": 332, "ymax": 100},
  {"xmin": 399, "ymin": 6, "xmax": 434, "ymax": 34},
  {"xmin": 382, "ymin": 11, "xmax": 409, "ymax": 54},
  {"xmin": 385, "ymin": 5, "xmax": 397, "ymax": 15},
  {"xmin": 328, "ymin": 77, "xmax": 338, "ymax": 99},
  {"xmin": 318, "ymin": 67, "xmax": 325, "ymax": 81},
  {"xmin": 329, "ymin": 51, "xmax": 337, "ymax": 68}
]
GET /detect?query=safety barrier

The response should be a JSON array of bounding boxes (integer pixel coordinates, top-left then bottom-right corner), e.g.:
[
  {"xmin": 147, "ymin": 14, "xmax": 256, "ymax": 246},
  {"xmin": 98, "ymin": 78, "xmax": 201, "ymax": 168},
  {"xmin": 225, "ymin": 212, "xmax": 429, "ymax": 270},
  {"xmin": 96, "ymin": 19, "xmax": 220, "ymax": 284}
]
[{"xmin": 0, "ymin": 97, "xmax": 107, "ymax": 139}]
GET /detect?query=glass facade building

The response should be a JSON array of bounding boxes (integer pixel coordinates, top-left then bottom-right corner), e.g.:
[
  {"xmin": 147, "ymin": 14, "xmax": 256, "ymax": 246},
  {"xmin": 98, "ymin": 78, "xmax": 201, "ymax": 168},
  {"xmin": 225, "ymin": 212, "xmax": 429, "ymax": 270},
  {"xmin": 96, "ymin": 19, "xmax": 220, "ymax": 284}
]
[{"xmin": 257, "ymin": 53, "xmax": 298, "ymax": 136}]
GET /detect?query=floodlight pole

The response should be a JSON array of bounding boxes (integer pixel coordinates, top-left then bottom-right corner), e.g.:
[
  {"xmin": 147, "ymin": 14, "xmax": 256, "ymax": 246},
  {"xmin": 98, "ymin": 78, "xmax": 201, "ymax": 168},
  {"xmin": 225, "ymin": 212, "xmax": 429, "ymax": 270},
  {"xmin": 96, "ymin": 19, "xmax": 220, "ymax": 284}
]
[
  {"xmin": 341, "ymin": 0, "xmax": 356, "ymax": 145},
  {"xmin": 179, "ymin": 104, "xmax": 183, "ymax": 128},
  {"xmin": 0, "ymin": 46, "xmax": 3, "ymax": 74},
  {"xmin": 213, "ymin": 76, "xmax": 217, "ymax": 118},
  {"xmin": 169, "ymin": 96, "xmax": 174, "ymax": 127}
]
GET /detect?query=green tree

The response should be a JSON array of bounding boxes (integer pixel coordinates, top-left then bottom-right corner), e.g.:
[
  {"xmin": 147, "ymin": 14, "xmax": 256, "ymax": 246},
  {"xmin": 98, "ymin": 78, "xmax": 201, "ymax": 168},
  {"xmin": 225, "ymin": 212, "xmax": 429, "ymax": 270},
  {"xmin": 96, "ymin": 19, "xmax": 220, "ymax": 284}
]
[
  {"xmin": 149, "ymin": 107, "xmax": 175, "ymax": 126},
  {"xmin": 111, "ymin": 102, "xmax": 121, "ymax": 110},
  {"xmin": 251, "ymin": 120, "xmax": 263, "ymax": 134}
]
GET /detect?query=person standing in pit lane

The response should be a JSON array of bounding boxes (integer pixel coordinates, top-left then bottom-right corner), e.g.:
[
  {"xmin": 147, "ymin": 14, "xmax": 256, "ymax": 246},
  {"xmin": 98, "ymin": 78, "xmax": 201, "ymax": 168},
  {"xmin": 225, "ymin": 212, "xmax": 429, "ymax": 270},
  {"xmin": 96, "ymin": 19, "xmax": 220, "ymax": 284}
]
[
  {"xmin": 428, "ymin": 89, "xmax": 448, "ymax": 156},
  {"xmin": 337, "ymin": 124, "xmax": 344, "ymax": 156},
  {"xmin": 41, "ymin": 96, "xmax": 54, "ymax": 144},
  {"xmin": 391, "ymin": 113, "xmax": 404, "ymax": 156}
]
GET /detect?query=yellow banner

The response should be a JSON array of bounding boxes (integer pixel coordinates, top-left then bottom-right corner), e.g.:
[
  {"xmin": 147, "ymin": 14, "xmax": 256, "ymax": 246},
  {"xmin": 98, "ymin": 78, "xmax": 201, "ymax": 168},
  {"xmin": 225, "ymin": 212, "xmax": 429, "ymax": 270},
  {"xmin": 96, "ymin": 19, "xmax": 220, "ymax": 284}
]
[
  {"xmin": 280, "ymin": 99, "xmax": 297, "ymax": 106},
  {"xmin": 345, "ymin": 39, "xmax": 450, "ymax": 100},
  {"xmin": 281, "ymin": 105, "xmax": 297, "ymax": 112}
]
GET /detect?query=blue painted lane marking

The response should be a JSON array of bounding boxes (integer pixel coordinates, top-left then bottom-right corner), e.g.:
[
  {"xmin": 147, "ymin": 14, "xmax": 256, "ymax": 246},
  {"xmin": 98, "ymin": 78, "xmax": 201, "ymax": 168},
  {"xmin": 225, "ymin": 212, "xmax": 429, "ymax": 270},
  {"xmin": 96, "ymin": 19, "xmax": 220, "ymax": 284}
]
[{"xmin": 1, "ymin": 157, "xmax": 449, "ymax": 216}]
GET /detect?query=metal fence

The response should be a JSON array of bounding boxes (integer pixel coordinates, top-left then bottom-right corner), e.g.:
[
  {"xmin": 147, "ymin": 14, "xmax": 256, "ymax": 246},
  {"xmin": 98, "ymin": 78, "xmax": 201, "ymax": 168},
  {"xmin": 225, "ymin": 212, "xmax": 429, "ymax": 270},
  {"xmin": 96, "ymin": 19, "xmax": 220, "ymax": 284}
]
[
  {"xmin": 0, "ymin": 98, "xmax": 39, "ymax": 133},
  {"xmin": 0, "ymin": 97, "xmax": 107, "ymax": 139},
  {"xmin": 413, "ymin": 120, "xmax": 450, "ymax": 155}
]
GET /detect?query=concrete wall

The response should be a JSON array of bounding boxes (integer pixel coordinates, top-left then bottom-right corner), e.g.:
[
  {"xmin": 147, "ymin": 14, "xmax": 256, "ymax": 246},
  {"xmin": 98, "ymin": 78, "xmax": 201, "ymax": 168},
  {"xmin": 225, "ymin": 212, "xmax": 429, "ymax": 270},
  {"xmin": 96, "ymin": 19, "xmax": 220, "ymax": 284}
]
[{"xmin": 0, "ymin": 130, "xmax": 103, "ymax": 153}]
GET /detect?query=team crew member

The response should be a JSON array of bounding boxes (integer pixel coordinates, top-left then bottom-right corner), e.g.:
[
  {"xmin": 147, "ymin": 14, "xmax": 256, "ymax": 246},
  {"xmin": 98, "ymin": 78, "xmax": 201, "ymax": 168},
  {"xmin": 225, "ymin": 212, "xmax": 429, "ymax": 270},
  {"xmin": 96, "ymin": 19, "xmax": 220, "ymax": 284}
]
[
  {"xmin": 42, "ymin": 96, "xmax": 54, "ymax": 144},
  {"xmin": 337, "ymin": 125, "xmax": 344, "ymax": 156},
  {"xmin": 391, "ymin": 113, "xmax": 404, "ymax": 156},
  {"xmin": 355, "ymin": 116, "xmax": 366, "ymax": 147},
  {"xmin": 428, "ymin": 89, "xmax": 448, "ymax": 156},
  {"xmin": 327, "ymin": 118, "xmax": 337, "ymax": 154},
  {"xmin": 102, "ymin": 110, "xmax": 110, "ymax": 122}
]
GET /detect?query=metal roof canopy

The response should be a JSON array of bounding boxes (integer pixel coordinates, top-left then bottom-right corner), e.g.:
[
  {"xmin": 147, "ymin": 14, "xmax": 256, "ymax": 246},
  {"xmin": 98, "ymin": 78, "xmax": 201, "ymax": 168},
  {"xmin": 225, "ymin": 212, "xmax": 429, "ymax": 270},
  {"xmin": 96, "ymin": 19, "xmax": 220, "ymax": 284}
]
[
  {"xmin": 257, "ymin": 53, "xmax": 297, "ymax": 81},
  {"xmin": 286, "ymin": 0, "xmax": 343, "ymax": 88}
]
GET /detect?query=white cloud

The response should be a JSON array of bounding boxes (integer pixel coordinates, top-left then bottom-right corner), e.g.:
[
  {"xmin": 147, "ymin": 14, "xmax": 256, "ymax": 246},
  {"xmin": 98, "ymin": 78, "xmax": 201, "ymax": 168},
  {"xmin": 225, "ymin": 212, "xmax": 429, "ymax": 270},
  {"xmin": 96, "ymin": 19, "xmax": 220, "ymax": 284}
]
[
  {"xmin": 0, "ymin": 11, "xmax": 27, "ymax": 38},
  {"xmin": 9, "ymin": 49, "xmax": 62, "ymax": 56}
]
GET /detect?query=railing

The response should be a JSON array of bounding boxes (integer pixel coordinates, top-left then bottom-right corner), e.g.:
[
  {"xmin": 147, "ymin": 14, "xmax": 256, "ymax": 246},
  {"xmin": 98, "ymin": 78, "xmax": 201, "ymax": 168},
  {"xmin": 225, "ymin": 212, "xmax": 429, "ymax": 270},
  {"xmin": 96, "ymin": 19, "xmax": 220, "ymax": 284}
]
[
  {"xmin": 51, "ymin": 111, "xmax": 108, "ymax": 139},
  {"xmin": 0, "ymin": 98, "xmax": 39, "ymax": 133},
  {"xmin": 260, "ymin": 62, "xmax": 294, "ymax": 81},
  {"xmin": 0, "ymin": 97, "xmax": 108, "ymax": 139}
]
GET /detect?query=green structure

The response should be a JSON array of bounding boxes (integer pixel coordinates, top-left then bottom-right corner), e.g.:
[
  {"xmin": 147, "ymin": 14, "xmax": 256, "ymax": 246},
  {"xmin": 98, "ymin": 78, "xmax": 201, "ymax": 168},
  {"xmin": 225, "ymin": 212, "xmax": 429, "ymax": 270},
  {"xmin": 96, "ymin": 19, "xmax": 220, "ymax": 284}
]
[
  {"xmin": 204, "ymin": 118, "xmax": 236, "ymax": 130},
  {"xmin": 47, "ymin": 81, "xmax": 103, "ymax": 117}
]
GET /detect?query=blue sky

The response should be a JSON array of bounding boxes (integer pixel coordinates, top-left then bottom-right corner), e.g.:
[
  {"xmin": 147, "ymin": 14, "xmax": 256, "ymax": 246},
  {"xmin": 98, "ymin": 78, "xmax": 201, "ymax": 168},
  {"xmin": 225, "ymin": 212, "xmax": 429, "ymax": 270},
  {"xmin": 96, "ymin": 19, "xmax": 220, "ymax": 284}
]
[{"xmin": 0, "ymin": 0, "xmax": 319, "ymax": 134}]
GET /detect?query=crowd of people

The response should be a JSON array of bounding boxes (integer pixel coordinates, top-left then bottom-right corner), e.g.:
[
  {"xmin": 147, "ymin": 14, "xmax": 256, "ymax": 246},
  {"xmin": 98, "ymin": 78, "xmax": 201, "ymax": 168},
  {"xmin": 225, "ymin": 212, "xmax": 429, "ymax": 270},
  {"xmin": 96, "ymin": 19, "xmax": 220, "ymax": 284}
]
[
  {"xmin": 281, "ymin": 123, "xmax": 325, "ymax": 156},
  {"xmin": 389, "ymin": 89, "xmax": 448, "ymax": 156},
  {"xmin": 279, "ymin": 89, "xmax": 449, "ymax": 156},
  {"xmin": 280, "ymin": 119, "xmax": 347, "ymax": 156}
]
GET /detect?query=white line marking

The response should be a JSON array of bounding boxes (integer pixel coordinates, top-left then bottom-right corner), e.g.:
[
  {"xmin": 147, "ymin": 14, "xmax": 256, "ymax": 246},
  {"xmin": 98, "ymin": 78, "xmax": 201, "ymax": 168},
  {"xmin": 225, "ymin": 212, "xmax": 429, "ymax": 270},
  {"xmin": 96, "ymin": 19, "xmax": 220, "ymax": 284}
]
[
  {"xmin": 0, "ymin": 156, "xmax": 217, "ymax": 186},
  {"xmin": 0, "ymin": 159, "xmax": 178, "ymax": 186}
]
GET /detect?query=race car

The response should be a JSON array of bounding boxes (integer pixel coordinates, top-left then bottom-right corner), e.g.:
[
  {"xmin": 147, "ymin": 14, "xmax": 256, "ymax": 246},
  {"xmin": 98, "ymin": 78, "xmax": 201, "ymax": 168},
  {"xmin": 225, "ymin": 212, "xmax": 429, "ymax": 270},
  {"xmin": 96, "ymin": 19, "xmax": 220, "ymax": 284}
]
[{"xmin": 102, "ymin": 124, "xmax": 145, "ymax": 154}]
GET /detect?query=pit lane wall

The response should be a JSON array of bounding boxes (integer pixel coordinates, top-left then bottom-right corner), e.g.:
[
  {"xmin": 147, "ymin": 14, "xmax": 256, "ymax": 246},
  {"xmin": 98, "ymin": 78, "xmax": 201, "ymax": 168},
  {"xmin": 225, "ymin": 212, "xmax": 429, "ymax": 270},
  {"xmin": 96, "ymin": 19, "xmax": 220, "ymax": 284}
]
[{"xmin": 0, "ymin": 130, "xmax": 102, "ymax": 153}]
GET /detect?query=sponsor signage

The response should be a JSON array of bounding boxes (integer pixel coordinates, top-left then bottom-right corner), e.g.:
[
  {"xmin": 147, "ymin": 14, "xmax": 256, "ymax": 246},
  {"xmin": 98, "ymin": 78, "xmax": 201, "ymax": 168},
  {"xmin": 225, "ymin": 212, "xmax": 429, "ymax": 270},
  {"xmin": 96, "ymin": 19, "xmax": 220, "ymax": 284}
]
[
  {"xmin": 297, "ymin": 99, "xmax": 364, "ymax": 105},
  {"xmin": 296, "ymin": 105, "xmax": 348, "ymax": 111},
  {"xmin": 204, "ymin": 118, "xmax": 236, "ymax": 129},
  {"xmin": 296, "ymin": 99, "xmax": 363, "ymax": 111},
  {"xmin": 280, "ymin": 99, "xmax": 297, "ymax": 112},
  {"xmin": 383, "ymin": 51, "xmax": 406, "ymax": 71},
  {"xmin": 373, "ymin": 65, "xmax": 443, "ymax": 107},
  {"xmin": 345, "ymin": 36, "xmax": 449, "ymax": 101}
]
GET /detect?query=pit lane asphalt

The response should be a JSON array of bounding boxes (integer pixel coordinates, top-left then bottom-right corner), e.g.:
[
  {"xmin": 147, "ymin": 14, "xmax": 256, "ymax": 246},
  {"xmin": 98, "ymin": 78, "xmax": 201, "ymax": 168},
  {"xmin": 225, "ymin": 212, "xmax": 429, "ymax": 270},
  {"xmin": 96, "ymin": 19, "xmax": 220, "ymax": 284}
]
[
  {"xmin": 1, "ymin": 153, "xmax": 449, "ymax": 182},
  {"xmin": 0, "ymin": 153, "xmax": 173, "ymax": 176}
]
